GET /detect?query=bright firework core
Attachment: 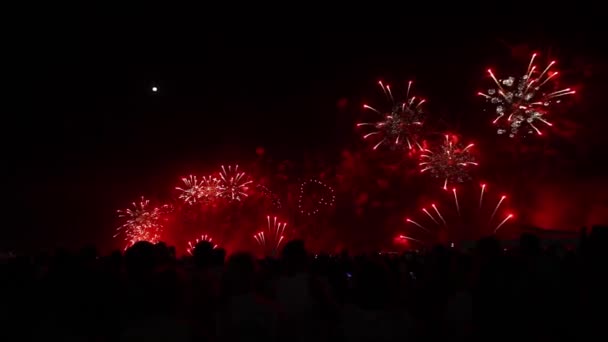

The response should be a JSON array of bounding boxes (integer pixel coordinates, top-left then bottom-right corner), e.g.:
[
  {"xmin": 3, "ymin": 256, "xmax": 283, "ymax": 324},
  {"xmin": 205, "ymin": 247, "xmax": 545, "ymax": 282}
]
[
  {"xmin": 218, "ymin": 165, "xmax": 253, "ymax": 202},
  {"xmin": 420, "ymin": 135, "xmax": 478, "ymax": 189},
  {"xmin": 114, "ymin": 197, "xmax": 169, "ymax": 250},
  {"xmin": 478, "ymin": 53, "xmax": 575, "ymax": 138},
  {"xmin": 175, "ymin": 175, "xmax": 221, "ymax": 205},
  {"xmin": 358, "ymin": 80, "xmax": 425, "ymax": 151}
]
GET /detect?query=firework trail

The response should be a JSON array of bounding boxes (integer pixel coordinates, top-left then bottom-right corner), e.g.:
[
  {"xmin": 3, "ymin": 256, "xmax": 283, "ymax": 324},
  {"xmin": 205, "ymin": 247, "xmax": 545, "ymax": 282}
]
[
  {"xmin": 186, "ymin": 233, "xmax": 217, "ymax": 255},
  {"xmin": 253, "ymin": 215, "xmax": 288, "ymax": 256},
  {"xmin": 478, "ymin": 53, "xmax": 575, "ymax": 138},
  {"xmin": 218, "ymin": 165, "xmax": 253, "ymax": 202},
  {"xmin": 397, "ymin": 234, "xmax": 425, "ymax": 245},
  {"xmin": 115, "ymin": 196, "xmax": 169, "ymax": 249},
  {"xmin": 403, "ymin": 183, "xmax": 515, "ymax": 245},
  {"xmin": 298, "ymin": 179, "xmax": 336, "ymax": 216},
  {"xmin": 420, "ymin": 135, "xmax": 478, "ymax": 189},
  {"xmin": 175, "ymin": 175, "xmax": 221, "ymax": 205},
  {"xmin": 358, "ymin": 80, "xmax": 426, "ymax": 151}
]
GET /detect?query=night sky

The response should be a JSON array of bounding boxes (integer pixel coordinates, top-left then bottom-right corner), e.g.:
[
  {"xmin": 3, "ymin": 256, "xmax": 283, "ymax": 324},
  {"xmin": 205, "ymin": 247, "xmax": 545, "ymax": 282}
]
[{"xmin": 6, "ymin": 13, "xmax": 606, "ymax": 252}]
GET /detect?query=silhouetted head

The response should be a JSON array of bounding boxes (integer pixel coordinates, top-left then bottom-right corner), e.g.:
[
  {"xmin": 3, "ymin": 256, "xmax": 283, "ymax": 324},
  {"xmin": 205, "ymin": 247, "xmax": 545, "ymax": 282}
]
[
  {"xmin": 432, "ymin": 244, "xmax": 448, "ymax": 257},
  {"xmin": 155, "ymin": 241, "xmax": 168, "ymax": 252},
  {"xmin": 282, "ymin": 240, "xmax": 307, "ymax": 272},
  {"xmin": 110, "ymin": 250, "xmax": 122, "ymax": 261},
  {"xmin": 125, "ymin": 241, "xmax": 156, "ymax": 276},
  {"xmin": 340, "ymin": 249, "xmax": 349, "ymax": 258},
  {"xmin": 54, "ymin": 247, "xmax": 72, "ymax": 266},
  {"xmin": 193, "ymin": 241, "xmax": 214, "ymax": 268},
  {"xmin": 78, "ymin": 245, "xmax": 97, "ymax": 262},
  {"xmin": 476, "ymin": 236, "xmax": 501, "ymax": 260},
  {"xmin": 590, "ymin": 225, "xmax": 608, "ymax": 242},
  {"xmin": 154, "ymin": 242, "xmax": 171, "ymax": 263},
  {"xmin": 586, "ymin": 225, "xmax": 608, "ymax": 258},
  {"xmin": 355, "ymin": 259, "xmax": 390, "ymax": 310},
  {"xmin": 109, "ymin": 250, "xmax": 122, "ymax": 269},
  {"xmin": 223, "ymin": 252, "xmax": 257, "ymax": 295},
  {"xmin": 519, "ymin": 233, "xmax": 541, "ymax": 257}
]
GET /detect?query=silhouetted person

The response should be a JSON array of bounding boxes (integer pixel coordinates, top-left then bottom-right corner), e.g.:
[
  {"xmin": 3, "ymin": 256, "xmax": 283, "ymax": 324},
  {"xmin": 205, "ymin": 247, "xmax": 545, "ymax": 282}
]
[
  {"xmin": 578, "ymin": 225, "xmax": 608, "ymax": 338},
  {"xmin": 342, "ymin": 258, "xmax": 413, "ymax": 342},
  {"xmin": 121, "ymin": 242, "xmax": 191, "ymax": 341},
  {"xmin": 519, "ymin": 233, "xmax": 541, "ymax": 257},
  {"xmin": 474, "ymin": 236, "xmax": 509, "ymax": 341},
  {"xmin": 282, "ymin": 240, "xmax": 307, "ymax": 275},
  {"xmin": 78, "ymin": 245, "xmax": 97, "ymax": 265},
  {"xmin": 7, "ymin": 230, "xmax": 608, "ymax": 341},
  {"xmin": 186, "ymin": 242, "xmax": 223, "ymax": 339},
  {"xmin": 443, "ymin": 253, "xmax": 473, "ymax": 341},
  {"xmin": 125, "ymin": 241, "xmax": 157, "ymax": 278},
  {"xmin": 154, "ymin": 242, "xmax": 171, "ymax": 264},
  {"xmin": 192, "ymin": 240, "xmax": 214, "ymax": 268},
  {"xmin": 209, "ymin": 247, "xmax": 226, "ymax": 290},
  {"xmin": 123, "ymin": 241, "xmax": 160, "ymax": 319},
  {"xmin": 217, "ymin": 252, "xmax": 280, "ymax": 342},
  {"xmin": 277, "ymin": 240, "xmax": 336, "ymax": 342}
]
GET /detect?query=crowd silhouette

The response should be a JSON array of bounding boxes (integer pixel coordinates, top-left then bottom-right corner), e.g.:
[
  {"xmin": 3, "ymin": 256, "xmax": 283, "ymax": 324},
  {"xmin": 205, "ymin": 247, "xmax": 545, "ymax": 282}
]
[{"xmin": 2, "ymin": 226, "xmax": 608, "ymax": 341}]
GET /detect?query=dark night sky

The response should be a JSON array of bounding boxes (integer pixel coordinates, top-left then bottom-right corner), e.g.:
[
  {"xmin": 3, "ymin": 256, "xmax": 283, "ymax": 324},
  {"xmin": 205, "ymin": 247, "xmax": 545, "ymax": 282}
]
[{"xmin": 5, "ymin": 12, "xmax": 606, "ymax": 251}]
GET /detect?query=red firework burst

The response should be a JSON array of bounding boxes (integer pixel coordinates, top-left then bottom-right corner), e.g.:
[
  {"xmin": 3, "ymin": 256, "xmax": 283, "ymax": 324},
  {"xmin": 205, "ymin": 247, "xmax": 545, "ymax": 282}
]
[
  {"xmin": 478, "ymin": 53, "xmax": 576, "ymax": 138},
  {"xmin": 358, "ymin": 80, "xmax": 426, "ymax": 151},
  {"xmin": 253, "ymin": 215, "xmax": 289, "ymax": 256},
  {"xmin": 401, "ymin": 183, "xmax": 515, "ymax": 246}
]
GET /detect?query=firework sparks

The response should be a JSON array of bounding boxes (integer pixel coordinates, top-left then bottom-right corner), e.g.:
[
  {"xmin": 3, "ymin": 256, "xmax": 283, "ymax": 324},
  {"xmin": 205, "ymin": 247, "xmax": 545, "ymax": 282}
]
[
  {"xmin": 478, "ymin": 53, "xmax": 575, "ymax": 138},
  {"xmin": 175, "ymin": 175, "xmax": 220, "ymax": 205},
  {"xmin": 298, "ymin": 179, "xmax": 336, "ymax": 216},
  {"xmin": 404, "ymin": 183, "xmax": 515, "ymax": 243},
  {"xmin": 420, "ymin": 135, "xmax": 478, "ymax": 189},
  {"xmin": 218, "ymin": 165, "xmax": 253, "ymax": 202},
  {"xmin": 253, "ymin": 215, "xmax": 288, "ymax": 256},
  {"xmin": 176, "ymin": 175, "xmax": 202, "ymax": 205},
  {"xmin": 398, "ymin": 235, "xmax": 424, "ymax": 244},
  {"xmin": 357, "ymin": 80, "xmax": 426, "ymax": 151},
  {"xmin": 256, "ymin": 184, "xmax": 282, "ymax": 210},
  {"xmin": 186, "ymin": 233, "xmax": 218, "ymax": 255},
  {"xmin": 200, "ymin": 176, "xmax": 221, "ymax": 202},
  {"xmin": 115, "ymin": 196, "xmax": 169, "ymax": 249}
]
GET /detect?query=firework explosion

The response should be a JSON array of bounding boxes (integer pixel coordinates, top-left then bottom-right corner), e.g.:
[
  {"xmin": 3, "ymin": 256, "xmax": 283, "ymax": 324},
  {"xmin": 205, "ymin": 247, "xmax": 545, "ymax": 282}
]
[
  {"xmin": 403, "ymin": 183, "xmax": 515, "ymax": 245},
  {"xmin": 110, "ymin": 50, "xmax": 585, "ymax": 253},
  {"xmin": 358, "ymin": 80, "xmax": 426, "ymax": 151},
  {"xmin": 200, "ymin": 176, "xmax": 222, "ymax": 201},
  {"xmin": 186, "ymin": 233, "xmax": 217, "ymax": 255},
  {"xmin": 420, "ymin": 135, "xmax": 478, "ymax": 190},
  {"xmin": 115, "ymin": 196, "xmax": 169, "ymax": 249},
  {"xmin": 253, "ymin": 215, "xmax": 288, "ymax": 256},
  {"xmin": 218, "ymin": 165, "xmax": 253, "ymax": 202},
  {"xmin": 175, "ymin": 175, "xmax": 221, "ymax": 205},
  {"xmin": 298, "ymin": 179, "xmax": 336, "ymax": 216},
  {"xmin": 478, "ymin": 53, "xmax": 575, "ymax": 138}
]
